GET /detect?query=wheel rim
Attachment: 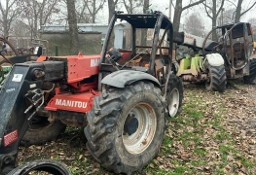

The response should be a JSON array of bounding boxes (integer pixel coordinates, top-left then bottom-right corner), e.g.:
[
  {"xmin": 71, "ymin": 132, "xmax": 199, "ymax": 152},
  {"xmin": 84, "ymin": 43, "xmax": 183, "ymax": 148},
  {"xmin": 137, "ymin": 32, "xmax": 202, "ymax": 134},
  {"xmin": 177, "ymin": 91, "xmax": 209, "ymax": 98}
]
[
  {"xmin": 168, "ymin": 88, "xmax": 180, "ymax": 117},
  {"xmin": 123, "ymin": 102, "xmax": 157, "ymax": 154}
]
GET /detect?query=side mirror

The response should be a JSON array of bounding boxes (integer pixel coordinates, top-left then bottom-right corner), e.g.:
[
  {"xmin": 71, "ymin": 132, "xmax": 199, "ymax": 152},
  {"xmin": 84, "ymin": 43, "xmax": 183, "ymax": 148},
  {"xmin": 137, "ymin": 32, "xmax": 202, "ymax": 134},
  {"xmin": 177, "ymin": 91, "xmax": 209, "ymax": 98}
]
[{"xmin": 34, "ymin": 46, "xmax": 43, "ymax": 57}]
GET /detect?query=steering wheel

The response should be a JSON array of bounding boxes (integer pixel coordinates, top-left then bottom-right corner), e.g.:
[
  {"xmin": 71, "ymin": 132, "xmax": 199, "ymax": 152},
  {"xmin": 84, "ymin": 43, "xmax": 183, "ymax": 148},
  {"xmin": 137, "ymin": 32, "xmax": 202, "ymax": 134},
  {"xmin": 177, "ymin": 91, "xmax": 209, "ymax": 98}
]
[{"xmin": 106, "ymin": 48, "xmax": 122, "ymax": 70}]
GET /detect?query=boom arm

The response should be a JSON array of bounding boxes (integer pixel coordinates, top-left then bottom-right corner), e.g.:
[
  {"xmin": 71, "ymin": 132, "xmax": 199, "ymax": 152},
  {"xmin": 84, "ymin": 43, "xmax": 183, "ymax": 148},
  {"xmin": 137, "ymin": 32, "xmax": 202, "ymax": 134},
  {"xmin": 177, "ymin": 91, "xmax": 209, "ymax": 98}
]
[{"xmin": 0, "ymin": 61, "xmax": 64, "ymax": 174}]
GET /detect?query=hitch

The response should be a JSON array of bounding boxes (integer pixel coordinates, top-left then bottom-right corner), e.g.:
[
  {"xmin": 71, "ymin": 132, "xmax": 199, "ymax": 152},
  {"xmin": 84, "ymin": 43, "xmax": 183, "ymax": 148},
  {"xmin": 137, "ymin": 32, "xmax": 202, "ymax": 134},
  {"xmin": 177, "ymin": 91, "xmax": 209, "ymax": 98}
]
[{"xmin": 24, "ymin": 89, "xmax": 45, "ymax": 120}]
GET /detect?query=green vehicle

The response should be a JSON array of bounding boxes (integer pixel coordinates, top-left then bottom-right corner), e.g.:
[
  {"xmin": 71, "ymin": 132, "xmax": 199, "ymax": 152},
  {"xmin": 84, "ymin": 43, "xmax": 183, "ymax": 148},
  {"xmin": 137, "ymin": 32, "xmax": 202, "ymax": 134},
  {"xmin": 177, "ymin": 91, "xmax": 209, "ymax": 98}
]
[
  {"xmin": 175, "ymin": 22, "xmax": 256, "ymax": 92},
  {"xmin": 0, "ymin": 37, "xmax": 16, "ymax": 88},
  {"xmin": 0, "ymin": 66, "xmax": 12, "ymax": 87}
]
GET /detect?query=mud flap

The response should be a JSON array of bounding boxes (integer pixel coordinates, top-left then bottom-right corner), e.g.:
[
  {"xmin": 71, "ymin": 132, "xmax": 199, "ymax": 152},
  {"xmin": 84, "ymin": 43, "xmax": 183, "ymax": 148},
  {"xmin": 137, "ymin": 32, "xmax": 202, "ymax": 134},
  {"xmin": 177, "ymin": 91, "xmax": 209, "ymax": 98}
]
[{"xmin": 203, "ymin": 53, "xmax": 225, "ymax": 70}]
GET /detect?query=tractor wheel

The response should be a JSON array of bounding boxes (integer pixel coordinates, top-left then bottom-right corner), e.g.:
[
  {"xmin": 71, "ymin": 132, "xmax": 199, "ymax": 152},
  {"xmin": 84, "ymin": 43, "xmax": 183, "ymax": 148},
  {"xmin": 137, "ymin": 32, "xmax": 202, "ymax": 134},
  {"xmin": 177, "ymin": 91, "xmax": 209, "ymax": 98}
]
[
  {"xmin": 166, "ymin": 74, "xmax": 183, "ymax": 117},
  {"xmin": 84, "ymin": 81, "xmax": 166, "ymax": 174},
  {"xmin": 244, "ymin": 59, "xmax": 256, "ymax": 84},
  {"xmin": 22, "ymin": 117, "xmax": 66, "ymax": 146},
  {"xmin": 206, "ymin": 65, "xmax": 227, "ymax": 92},
  {"xmin": 7, "ymin": 159, "xmax": 70, "ymax": 175}
]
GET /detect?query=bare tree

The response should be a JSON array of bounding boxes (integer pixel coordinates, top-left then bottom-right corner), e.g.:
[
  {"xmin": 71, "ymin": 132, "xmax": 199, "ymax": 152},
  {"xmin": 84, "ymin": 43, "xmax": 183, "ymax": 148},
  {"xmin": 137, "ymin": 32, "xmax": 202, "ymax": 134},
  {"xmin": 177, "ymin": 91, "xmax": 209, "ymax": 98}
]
[
  {"xmin": 80, "ymin": 0, "xmax": 105, "ymax": 23},
  {"xmin": 76, "ymin": 0, "xmax": 90, "ymax": 23},
  {"xmin": 0, "ymin": 0, "xmax": 20, "ymax": 37},
  {"xmin": 218, "ymin": 8, "xmax": 234, "ymax": 25},
  {"xmin": 66, "ymin": 0, "xmax": 79, "ymax": 54},
  {"xmin": 12, "ymin": 20, "xmax": 30, "ymax": 37},
  {"xmin": 172, "ymin": 0, "xmax": 206, "ymax": 32},
  {"xmin": 184, "ymin": 13, "xmax": 205, "ymax": 37},
  {"xmin": 143, "ymin": 0, "xmax": 150, "ymax": 13},
  {"xmin": 123, "ymin": 0, "xmax": 143, "ymax": 14},
  {"xmin": 141, "ymin": 0, "xmax": 150, "ymax": 45},
  {"xmin": 204, "ymin": 0, "xmax": 225, "ymax": 41},
  {"xmin": 20, "ymin": 0, "xmax": 59, "ymax": 39},
  {"xmin": 226, "ymin": 0, "xmax": 256, "ymax": 22},
  {"xmin": 108, "ymin": 0, "xmax": 119, "ymax": 23}
]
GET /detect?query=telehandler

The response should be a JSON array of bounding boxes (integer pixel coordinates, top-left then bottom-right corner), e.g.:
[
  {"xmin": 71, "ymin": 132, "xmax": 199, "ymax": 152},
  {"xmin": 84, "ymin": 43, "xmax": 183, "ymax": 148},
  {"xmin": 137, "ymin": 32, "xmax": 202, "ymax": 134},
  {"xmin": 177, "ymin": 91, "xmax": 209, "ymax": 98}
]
[
  {"xmin": 0, "ymin": 11, "xmax": 183, "ymax": 174},
  {"xmin": 175, "ymin": 22, "xmax": 256, "ymax": 91}
]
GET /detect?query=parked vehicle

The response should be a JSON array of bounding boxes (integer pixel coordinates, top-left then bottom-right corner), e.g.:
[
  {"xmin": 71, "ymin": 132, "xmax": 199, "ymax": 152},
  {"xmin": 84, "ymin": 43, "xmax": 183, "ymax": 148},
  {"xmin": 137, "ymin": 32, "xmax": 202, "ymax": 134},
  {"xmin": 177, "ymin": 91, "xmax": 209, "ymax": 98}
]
[
  {"xmin": 0, "ymin": 11, "xmax": 183, "ymax": 174},
  {"xmin": 175, "ymin": 22, "xmax": 256, "ymax": 91}
]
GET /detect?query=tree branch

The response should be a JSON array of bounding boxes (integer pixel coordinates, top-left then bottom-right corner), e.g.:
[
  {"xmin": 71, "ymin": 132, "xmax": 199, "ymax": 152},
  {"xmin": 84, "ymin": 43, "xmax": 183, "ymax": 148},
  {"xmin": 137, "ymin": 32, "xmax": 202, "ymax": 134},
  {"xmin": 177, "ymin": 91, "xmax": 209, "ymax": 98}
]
[
  {"xmin": 95, "ymin": 0, "xmax": 105, "ymax": 14},
  {"xmin": 203, "ymin": 1, "xmax": 212, "ymax": 11},
  {"xmin": 182, "ymin": 0, "xmax": 205, "ymax": 11},
  {"xmin": 0, "ymin": 1, "xmax": 4, "ymax": 14},
  {"xmin": 203, "ymin": 2, "xmax": 213, "ymax": 19},
  {"xmin": 241, "ymin": 1, "xmax": 256, "ymax": 16},
  {"xmin": 226, "ymin": 0, "xmax": 237, "ymax": 7},
  {"xmin": 216, "ymin": 0, "xmax": 225, "ymax": 16},
  {"xmin": 43, "ymin": 0, "xmax": 58, "ymax": 25}
]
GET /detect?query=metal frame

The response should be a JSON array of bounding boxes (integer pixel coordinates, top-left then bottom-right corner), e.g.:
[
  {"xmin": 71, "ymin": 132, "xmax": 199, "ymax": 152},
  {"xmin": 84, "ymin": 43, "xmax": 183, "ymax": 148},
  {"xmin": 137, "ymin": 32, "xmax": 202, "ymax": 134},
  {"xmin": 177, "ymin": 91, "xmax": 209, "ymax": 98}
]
[{"xmin": 100, "ymin": 11, "xmax": 173, "ymax": 76}]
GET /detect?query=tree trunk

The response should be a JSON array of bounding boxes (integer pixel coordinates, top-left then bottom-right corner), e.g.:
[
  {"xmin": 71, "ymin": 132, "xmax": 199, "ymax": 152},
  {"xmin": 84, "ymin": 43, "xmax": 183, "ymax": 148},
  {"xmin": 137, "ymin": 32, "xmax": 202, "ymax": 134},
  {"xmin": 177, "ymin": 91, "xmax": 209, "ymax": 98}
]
[
  {"xmin": 3, "ymin": 16, "xmax": 9, "ymax": 37},
  {"xmin": 211, "ymin": 0, "xmax": 217, "ymax": 41},
  {"xmin": 235, "ymin": 0, "xmax": 243, "ymax": 22},
  {"xmin": 173, "ymin": 0, "xmax": 205, "ymax": 32},
  {"xmin": 141, "ymin": 0, "xmax": 149, "ymax": 45},
  {"xmin": 143, "ymin": 0, "xmax": 149, "ymax": 14},
  {"xmin": 108, "ymin": 0, "xmax": 116, "ymax": 23},
  {"xmin": 173, "ymin": 0, "xmax": 182, "ymax": 32},
  {"xmin": 66, "ymin": 0, "xmax": 79, "ymax": 54}
]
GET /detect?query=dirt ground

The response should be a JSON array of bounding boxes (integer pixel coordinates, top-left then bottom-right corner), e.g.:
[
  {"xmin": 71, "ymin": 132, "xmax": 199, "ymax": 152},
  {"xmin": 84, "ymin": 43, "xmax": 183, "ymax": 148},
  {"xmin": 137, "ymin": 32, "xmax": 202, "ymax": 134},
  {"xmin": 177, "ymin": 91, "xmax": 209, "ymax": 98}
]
[
  {"xmin": 223, "ymin": 83, "xmax": 256, "ymax": 163},
  {"xmin": 17, "ymin": 81, "xmax": 256, "ymax": 175}
]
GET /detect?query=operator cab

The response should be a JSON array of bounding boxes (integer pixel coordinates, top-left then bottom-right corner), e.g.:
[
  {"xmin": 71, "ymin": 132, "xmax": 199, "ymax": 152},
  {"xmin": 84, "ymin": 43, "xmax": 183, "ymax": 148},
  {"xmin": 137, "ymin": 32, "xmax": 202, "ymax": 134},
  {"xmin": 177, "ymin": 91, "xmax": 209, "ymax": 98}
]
[
  {"xmin": 100, "ymin": 11, "xmax": 174, "ymax": 83},
  {"xmin": 203, "ymin": 23, "xmax": 254, "ymax": 70},
  {"xmin": 221, "ymin": 23, "xmax": 253, "ymax": 69}
]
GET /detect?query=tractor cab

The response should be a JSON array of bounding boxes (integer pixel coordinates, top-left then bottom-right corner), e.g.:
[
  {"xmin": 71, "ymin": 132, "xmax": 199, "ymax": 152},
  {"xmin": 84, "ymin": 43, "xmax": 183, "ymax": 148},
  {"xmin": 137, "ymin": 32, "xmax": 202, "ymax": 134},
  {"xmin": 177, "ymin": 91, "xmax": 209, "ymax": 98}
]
[
  {"xmin": 100, "ymin": 11, "xmax": 175, "ymax": 84},
  {"xmin": 203, "ymin": 22, "xmax": 254, "ymax": 79},
  {"xmin": 220, "ymin": 23, "xmax": 253, "ymax": 70}
]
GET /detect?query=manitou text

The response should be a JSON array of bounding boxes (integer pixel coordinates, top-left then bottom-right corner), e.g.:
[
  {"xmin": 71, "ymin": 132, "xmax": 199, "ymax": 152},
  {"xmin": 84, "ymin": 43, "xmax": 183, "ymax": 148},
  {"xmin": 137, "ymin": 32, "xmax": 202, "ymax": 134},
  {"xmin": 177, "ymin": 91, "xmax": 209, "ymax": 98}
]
[{"xmin": 55, "ymin": 99, "xmax": 88, "ymax": 109}]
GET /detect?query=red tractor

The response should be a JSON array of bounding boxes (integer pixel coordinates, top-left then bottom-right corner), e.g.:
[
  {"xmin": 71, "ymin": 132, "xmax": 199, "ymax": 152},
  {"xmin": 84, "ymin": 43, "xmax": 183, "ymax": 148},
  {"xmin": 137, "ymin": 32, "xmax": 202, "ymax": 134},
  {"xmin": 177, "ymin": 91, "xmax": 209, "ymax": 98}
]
[{"xmin": 0, "ymin": 11, "xmax": 183, "ymax": 174}]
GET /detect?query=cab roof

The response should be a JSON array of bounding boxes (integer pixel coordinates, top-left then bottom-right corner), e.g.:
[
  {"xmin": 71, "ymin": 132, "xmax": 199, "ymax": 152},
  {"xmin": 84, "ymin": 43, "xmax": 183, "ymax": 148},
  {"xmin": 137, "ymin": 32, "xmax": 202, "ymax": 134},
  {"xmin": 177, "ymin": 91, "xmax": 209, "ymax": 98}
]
[{"xmin": 115, "ymin": 12, "xmax": 172, "ymax": 29}]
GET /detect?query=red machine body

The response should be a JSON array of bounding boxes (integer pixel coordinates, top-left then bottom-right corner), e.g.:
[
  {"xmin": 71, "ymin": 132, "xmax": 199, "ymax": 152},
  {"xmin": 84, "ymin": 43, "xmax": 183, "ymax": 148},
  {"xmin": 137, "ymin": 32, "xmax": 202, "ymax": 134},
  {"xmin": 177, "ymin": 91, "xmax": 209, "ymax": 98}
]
[
  {"xmin": 43, "ymin": 54, "xmax": 101, "ymax": 114},
  {"xmin": 66, "ymin": 54, "xmax": 100, "ymax": 84}
]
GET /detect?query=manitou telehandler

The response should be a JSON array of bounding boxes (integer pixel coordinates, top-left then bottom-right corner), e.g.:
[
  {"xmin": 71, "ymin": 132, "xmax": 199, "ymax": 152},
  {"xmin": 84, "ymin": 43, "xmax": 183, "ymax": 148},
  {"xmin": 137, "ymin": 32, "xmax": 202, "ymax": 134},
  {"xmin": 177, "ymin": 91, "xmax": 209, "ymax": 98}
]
[
  {"xmin": 0, "ymin": 11, "xmax": 183, "ymax": 174},
  {"xmin": 175, "ymin": 22, "xmax": 256, "ymax": 92}
]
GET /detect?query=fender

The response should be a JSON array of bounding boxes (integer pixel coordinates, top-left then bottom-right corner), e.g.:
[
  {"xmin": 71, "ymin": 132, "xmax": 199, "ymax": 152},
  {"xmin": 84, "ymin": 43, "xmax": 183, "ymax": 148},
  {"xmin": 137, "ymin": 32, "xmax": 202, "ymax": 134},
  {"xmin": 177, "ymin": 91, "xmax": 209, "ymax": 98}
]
[
  {"xmin": 205, "ymin": 53, "xmax": 225, "ymax": 67},
  {"xmin": 101, "ymin": 70, "xmax": 161, "ymax": 88}
]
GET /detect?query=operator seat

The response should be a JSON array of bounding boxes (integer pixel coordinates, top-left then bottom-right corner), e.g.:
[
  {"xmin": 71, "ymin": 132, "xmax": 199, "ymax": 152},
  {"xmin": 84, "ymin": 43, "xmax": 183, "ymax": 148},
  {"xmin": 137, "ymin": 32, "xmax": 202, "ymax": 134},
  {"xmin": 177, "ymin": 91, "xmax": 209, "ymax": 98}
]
[{"xmin": 233, "ymin": 42, "xmax": 245, "ymax": 67}]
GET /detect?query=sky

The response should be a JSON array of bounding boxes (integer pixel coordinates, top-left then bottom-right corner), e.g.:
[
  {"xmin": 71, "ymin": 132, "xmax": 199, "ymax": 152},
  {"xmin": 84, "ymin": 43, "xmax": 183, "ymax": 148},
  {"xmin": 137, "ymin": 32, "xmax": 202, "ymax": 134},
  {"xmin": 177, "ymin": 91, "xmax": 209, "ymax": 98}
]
[{"xmin": 96, "ymin": 0, "xmax": 256, "ymax": 32}]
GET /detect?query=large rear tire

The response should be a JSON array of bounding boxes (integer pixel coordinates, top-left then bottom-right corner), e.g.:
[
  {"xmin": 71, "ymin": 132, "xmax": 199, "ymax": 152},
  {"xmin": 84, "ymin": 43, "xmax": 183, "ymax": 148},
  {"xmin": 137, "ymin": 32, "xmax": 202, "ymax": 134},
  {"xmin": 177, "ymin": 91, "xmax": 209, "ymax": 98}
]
[
  {"xmin": 244, "ymin": 59, "xmax": 256, "ymax": 84},
  {"xmin": 22, "ymin": 118, "xmax": 66, "ymax": 146},
  {"xmin": 166, "ymin": 74, "xmax": 183, "ymax": 117},
  {"xmin": 206, "ymin": 65, "xmax": 227, "ymax": 92},
  {"xmin": 84, "ymin": 81, "xmax": 166, "ymax": 174}
]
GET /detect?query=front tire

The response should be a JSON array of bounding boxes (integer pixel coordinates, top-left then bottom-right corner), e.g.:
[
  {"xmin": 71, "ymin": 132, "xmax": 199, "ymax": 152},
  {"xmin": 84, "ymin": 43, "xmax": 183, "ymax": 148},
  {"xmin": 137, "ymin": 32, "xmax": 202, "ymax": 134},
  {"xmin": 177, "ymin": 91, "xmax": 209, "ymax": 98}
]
[
  {"xmin": 206, "ymin": 65, "xmax": 227, "ymax": 92},
  {"xmin": 244, "ymin": 59, "xmax": 256, "ymax": 84},
  {"xmin": 84, "ymin": 81, "xmax": 166, "ymax": 174},
  {"xmin": 22, "ymin": 118, "xmax": 66, "ymax": 145},
  {"xmin": 166, "ymin": 74, "xmax": 183, "ymax": 117}
]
